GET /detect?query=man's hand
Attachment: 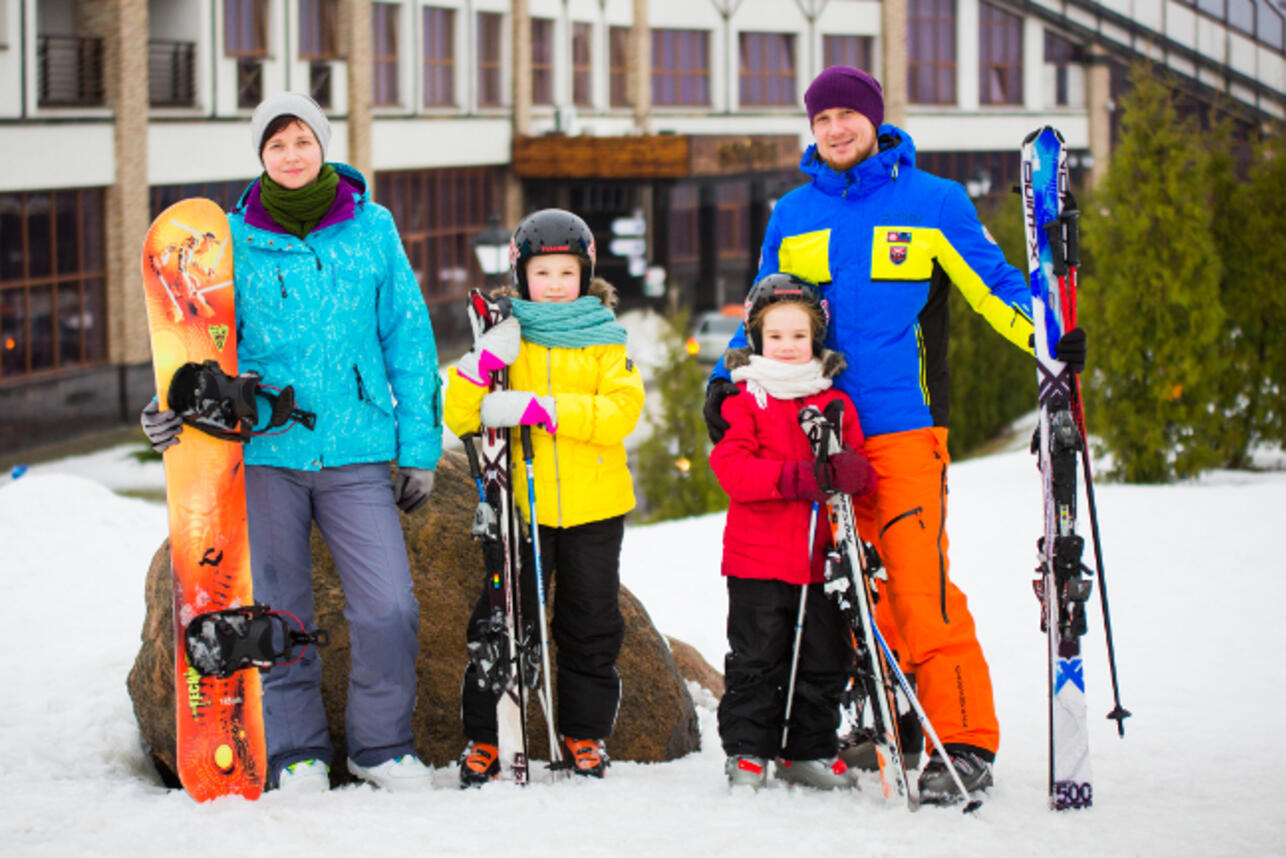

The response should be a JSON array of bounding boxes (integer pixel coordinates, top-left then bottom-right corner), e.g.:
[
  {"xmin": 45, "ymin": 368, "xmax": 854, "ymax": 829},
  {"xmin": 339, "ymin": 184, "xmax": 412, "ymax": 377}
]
[
  {"xmin": 702, "ymin": 378, "xmax": 740, "ymax": 444},
  {"xmin": 1055, "ymin": 327, "xmax": 1087, "ymax": 374}
]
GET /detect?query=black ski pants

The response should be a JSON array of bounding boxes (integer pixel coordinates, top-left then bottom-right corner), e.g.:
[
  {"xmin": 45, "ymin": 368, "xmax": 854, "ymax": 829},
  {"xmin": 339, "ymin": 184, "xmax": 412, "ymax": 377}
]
[
  {"xmin": 718, "ymin": 576, "xmax": 850, "ymax": 760},
  {"xmin": 461, "ymin": 515, "xmax": 626, "ymax": 744}
]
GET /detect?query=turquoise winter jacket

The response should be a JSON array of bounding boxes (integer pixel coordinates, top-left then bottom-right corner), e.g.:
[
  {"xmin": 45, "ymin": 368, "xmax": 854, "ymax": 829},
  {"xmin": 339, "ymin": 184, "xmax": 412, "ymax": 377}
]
[
  {"xmin": 716, "ymin": 126, "xmax": 1035, "ymax": 438},
  {"xmin": 228, "ymin": 163, "xmax": 442, "ymax": 471}
]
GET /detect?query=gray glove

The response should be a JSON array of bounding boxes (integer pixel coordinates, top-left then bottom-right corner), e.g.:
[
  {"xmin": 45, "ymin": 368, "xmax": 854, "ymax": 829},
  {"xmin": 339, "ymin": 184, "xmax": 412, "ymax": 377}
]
[
  {"xmin": 140, "ymin": 399, "xmax": 183, "ymax": 453},
  {"xmin": 392, "ymin": 467, "xmax": 435, "ymax": 513}
]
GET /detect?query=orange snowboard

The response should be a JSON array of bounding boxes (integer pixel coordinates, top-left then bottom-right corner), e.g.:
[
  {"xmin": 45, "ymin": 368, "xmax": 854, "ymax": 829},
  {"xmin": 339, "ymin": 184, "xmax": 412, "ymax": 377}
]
[{"xmin": 141, "ymin": 198, "xmax": 266, "ymax": 801}]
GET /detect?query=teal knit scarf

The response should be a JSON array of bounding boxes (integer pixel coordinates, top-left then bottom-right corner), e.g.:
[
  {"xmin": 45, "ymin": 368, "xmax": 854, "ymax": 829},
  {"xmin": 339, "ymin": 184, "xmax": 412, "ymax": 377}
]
[{"xmin": 509, "ymin": 296, "xmax": 628, "ymax": 348}]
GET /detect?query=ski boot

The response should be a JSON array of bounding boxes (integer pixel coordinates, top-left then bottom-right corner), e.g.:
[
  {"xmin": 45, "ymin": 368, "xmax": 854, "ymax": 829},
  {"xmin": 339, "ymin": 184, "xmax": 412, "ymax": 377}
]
[
  {"xmin": 838, "ymin": 708, "xmax": 924, "ymax": 772},
  {"xmin": 725, "ymin": 755, "xmax": 768, "ymax": 790},
  {"xmin": 458, "ymin": 740, "xmax": 501, "ymax": 788},
  {"xmin": 774, "ymin": 756, "xmax": 860, "ymax": 790},
  {"xmin": 562, "ymin": 737, "xmax": 608, "ymax": 778},
  {"xmin": 917, "ymin": 746, "xmax": 993, "ymax": 805}
]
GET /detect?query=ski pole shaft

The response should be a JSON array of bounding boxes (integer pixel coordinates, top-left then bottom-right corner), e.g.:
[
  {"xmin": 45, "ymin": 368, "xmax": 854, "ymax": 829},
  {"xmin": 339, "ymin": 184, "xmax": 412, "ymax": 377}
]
[
  {"xmin": 871, "ymin": 625, "xmax": 981, "ymax": 814},
  {"xmin": 520, "ymin": 425, "xmax": 563, "ymax": 771},
  {"xmin": 1070, "ymin": 388, "xmax": 1131, "ymax": 735},
  {"xmin": 780, "ymin": 501, "xmax": 820, "ymax": 753}
]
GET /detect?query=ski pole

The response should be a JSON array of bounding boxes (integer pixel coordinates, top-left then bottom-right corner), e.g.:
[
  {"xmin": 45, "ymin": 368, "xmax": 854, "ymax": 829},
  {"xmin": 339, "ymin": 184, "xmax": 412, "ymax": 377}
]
[
  {"xmin": 870, "ymin": 624, "xmax": 981, "ymax": 814},
  {"xmin": 1054, "ymin": 211, "xmax": 1131, "ymax": 737},
  {"xmin": 520, "ymin": 425, "xmax": 564, "ymax": 774},
  {"xmin": 779, "ymin": 501, "xmax": 820, "ymax": 754}
]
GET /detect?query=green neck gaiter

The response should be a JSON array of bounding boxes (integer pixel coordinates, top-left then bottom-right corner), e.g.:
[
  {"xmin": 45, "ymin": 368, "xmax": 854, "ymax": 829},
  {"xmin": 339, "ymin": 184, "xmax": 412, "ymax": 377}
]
[{"xmin": 258, "ymin": 164, "xmax": 339, "ymax": 238}]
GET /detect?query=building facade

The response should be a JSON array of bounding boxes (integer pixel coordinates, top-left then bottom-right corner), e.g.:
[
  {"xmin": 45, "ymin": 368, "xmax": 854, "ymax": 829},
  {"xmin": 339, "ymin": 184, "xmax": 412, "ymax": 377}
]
[{"xmin": 1, "ymin": 0, "xmax": 1283, "ymax": 452}]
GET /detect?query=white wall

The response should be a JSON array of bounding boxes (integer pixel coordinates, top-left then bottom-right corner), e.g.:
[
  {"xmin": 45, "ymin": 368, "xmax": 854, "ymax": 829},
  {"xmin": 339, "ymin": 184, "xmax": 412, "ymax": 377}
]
[{"xmin": 3, "ymin": 124, "xmax": 115, "ymax": 190}]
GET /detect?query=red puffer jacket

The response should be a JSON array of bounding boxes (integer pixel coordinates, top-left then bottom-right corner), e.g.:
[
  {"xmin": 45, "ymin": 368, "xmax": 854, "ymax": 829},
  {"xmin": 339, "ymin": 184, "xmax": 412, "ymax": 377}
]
[{"xmin": 710, "ymin": 381, "xmax": 867, "ymax": 585}]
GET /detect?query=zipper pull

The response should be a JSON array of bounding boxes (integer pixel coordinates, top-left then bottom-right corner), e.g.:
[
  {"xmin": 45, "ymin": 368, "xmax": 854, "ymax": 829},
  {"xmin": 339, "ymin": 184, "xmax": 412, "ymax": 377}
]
[
  {"xmin": 276, "ymin": 267, "xmax": 287, "ymax": 298},
  {"xmin": 353, "ymin": 364, "xmax": 367, "ymax": 401}
]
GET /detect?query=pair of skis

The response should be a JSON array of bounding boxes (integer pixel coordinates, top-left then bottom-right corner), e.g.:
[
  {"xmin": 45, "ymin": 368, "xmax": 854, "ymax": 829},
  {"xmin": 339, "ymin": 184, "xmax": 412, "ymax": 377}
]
[
  {"xmin": 1020, "ymin": 126, "xmax": 1130, "ymax": 811},
  {"xmin": 798, "ymin": 401, "xmax": 980, "ymax": 813},
  {"xmin": 460, "ymin": 289, "xmax": 563, "ymax": 785}
]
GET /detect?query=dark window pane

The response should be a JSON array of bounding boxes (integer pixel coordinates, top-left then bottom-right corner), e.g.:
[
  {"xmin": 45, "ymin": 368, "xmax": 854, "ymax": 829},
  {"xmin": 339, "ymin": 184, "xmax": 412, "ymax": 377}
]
[
  {"xmin": 27, "ymin": 194, "xmax": 51, "ymax": 280},
  {"xmin": 0, "ymin": 197, "xmax": 21, "ymax": 282}
]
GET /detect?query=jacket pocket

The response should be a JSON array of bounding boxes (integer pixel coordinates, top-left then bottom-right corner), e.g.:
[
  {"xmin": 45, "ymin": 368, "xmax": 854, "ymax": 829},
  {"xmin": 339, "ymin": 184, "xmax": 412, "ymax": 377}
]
[
  {"xmin": 870, "ymin": 226, "xmax": 935, "ymax": 281},
  {"xmin": 352, "ymin": 363, "xmax": 392, "ymax": 415},
  {"xmin": 778, "ymin": 229, "xmax": 833, "ymax": 285}
]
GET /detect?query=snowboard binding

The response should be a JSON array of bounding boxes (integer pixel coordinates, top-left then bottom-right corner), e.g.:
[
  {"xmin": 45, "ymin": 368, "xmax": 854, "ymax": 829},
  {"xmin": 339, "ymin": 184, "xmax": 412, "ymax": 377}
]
[
  {"xmin": 168, "ymin": 360, "xmax": 317, "ymax": 443},
  {"xmin": 184, "ymin": 604, "xmax": 329, "ymax": 678}
]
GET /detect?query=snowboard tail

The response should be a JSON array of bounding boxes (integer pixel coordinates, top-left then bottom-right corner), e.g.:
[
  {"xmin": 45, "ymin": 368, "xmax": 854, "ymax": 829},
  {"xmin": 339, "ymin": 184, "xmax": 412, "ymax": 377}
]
[{"xmin": 142, "ymin": 198, "xmax": 266, "ymax": 801}]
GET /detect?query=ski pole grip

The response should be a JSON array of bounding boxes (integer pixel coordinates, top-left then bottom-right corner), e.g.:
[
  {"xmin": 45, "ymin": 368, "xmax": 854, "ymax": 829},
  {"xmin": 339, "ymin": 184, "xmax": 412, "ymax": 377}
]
[
  {"xmin": 521, "ymin": 425, "xmax": 534, "ymax": 461},
  {"xmin": 1063, "ymin": 208, "xmax": 1081, "ymax": 267},
  {"xmin": 1044, "ymin": 221, "xmax": 1067, "ymax": 277}
]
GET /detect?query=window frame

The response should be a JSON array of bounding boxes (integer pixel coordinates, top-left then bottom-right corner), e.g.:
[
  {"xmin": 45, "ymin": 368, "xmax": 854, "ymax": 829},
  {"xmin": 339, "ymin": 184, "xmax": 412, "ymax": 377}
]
[{"xmin": 739, "ymin": 31, "xmax": 797, "ymax": 107}]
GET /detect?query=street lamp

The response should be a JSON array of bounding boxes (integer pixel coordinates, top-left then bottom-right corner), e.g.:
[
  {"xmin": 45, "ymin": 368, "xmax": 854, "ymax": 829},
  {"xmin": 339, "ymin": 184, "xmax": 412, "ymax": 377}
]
[{"xmin": 472, "ymin": 214, "xmax": 511, "ymax": 288}]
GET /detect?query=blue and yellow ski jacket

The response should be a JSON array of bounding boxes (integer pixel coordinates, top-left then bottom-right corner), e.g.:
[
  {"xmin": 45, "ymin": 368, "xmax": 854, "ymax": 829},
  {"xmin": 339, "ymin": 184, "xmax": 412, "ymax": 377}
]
[{"xmin": 716, "ymin": 126, "xmax": 1034, "ymax": 438}]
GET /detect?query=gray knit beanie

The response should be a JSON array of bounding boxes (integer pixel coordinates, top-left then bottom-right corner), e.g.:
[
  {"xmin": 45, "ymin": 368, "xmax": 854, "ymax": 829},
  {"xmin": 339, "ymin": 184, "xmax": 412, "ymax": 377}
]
[{"xmin": 250, "ymin": 92, "xmax": 331, "ymax": 162}]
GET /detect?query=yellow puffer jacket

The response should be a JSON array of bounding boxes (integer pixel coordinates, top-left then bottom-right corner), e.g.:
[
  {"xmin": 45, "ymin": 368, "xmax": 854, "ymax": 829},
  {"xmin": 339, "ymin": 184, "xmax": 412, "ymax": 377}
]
[{"xmin": 445, "ymin": 338, "xmax": 644, "ymax": 529}]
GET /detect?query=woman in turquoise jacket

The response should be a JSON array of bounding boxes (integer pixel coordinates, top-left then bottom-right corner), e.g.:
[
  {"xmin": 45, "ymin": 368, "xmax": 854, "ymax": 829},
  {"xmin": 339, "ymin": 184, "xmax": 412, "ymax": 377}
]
[{"xmin": 142, "ymin": 93, "xmax": 442, "ymax": 793}]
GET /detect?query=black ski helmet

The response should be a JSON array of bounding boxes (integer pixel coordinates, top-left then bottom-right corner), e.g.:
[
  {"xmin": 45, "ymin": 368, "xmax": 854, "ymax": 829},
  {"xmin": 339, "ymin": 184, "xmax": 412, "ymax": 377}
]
[
  {"xmin": 742, "ymin": 273, "xmax": 829, "ymax": 355},
  {"xmin": 509, "ymin": 209, "xmax": 597, "ymax": 296}
]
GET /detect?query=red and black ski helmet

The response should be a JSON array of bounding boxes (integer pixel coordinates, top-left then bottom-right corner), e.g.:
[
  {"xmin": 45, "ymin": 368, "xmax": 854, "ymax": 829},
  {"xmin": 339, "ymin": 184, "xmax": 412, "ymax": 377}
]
[
  {"xmin": 742, "ymin": 273, "xmax": 830, "ymax": 355},
  {"xmin": 509, "ymin": 209, "xmax": 597, "ymax": 297}
]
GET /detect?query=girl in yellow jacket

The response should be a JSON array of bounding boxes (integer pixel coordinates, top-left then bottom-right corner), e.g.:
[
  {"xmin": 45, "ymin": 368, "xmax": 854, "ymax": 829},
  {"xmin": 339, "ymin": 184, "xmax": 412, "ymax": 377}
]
[{"xmin": 445, "ymin": 209, "xmax": 645, "ymax": 785}]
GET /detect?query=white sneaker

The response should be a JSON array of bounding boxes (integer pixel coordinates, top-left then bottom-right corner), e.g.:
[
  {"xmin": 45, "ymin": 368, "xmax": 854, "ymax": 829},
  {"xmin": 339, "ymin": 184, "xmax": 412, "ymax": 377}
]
[
  {"xmin": 346, "ymin": 754, "xmax": 434, "ymax": 792},
  {"xmin": 276, "ymin": 758, "xmax": 330, "ymax": 793}
]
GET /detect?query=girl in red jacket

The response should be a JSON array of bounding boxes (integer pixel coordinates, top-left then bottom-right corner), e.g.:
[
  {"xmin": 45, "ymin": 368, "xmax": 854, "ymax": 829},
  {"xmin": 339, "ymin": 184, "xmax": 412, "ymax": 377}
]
[{"xmin": 709, "ymin": 274, "xmax": 877, "ymax": 790}]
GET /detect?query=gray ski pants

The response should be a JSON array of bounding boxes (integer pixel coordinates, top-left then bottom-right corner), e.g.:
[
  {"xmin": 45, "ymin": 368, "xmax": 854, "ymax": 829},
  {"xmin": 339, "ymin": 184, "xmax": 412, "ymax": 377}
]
[{"xmin": 246, "ymin": 462, "xmax": 419, "ymax": 784}]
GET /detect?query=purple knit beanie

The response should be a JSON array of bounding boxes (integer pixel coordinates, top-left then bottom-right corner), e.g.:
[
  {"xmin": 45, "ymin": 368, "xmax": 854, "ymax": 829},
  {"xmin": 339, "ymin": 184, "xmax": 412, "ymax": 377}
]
[{"xmin": 805, "ymin": 66, "xmax": 884, "ymax": 128}]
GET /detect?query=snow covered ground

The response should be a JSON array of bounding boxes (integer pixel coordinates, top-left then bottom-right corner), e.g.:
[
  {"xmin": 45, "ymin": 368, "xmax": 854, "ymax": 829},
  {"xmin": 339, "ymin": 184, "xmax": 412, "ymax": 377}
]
[{"xmin": 2, "ymin": 433, "xmax": 1284, "ymax": 857}]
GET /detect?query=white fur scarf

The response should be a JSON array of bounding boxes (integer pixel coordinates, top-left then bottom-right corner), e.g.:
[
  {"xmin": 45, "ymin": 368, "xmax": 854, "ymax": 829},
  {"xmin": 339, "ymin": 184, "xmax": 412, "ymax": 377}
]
[{"xmin": 729, "ymin": 355, "xmax": 832, "ymax": 409}]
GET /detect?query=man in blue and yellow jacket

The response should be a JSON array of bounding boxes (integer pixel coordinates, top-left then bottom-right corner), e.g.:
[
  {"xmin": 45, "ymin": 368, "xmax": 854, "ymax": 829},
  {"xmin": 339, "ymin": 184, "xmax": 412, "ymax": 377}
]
[{"xmin": 706, "ymin": 66, "xmax": 1086, "ymax": 803}]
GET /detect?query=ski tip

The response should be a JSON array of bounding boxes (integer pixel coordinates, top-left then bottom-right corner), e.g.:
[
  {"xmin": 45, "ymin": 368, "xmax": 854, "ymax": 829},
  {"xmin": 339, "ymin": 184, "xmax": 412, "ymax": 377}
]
[{"xmin": 963, "ymin": 798, "xmax": 984, "ymax": 815}]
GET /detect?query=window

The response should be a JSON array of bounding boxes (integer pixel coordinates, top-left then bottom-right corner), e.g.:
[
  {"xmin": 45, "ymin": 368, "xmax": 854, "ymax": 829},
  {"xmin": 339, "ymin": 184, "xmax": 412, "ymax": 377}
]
[
  {"xmin": 477, "ymin": 12, "xmax": 503, "ymax": 107},
  {"xmin": 739, "ymin": 32, "xmax": 796, "ymax": 107},
  {"xmin": 532, "ymin": 18, "xmax": 554, "ymax": 105},
  {"xmin": 715, "ymin": 182, "xmax": 749, "ymax": 260},
  {"xmin": 652, "ymin": 29, "xmax": 711, "ymax": 106},
  {"xmin": 0, "ymin": 188, "xmax": 108, "ymax": 379},
  {"xmin": 225, "ymin": 0, "xmax": 268, "ymax": 57},
  {"xmin": 979, "ymin": 2, "xmax": 1022, "ymax": 105},
  {"xmin": 372, "ymin": 3, "xmax": 399, "ymax": 106},
  {"xmin": 1259, "ymin": 0, "xmax": 1284, "ymax": 49},
  {"xmin": 609, "ymin": 26, "xmax": 633, "ymax": 107},
  {"xmin": 374, "ymin": 167, "xmax": 506, "ymax": 304},
  {"xmin": 299, "ymin": 0, "xmax": 339, "ymax": 59},
  {"xmin": 1044, "ymin": 31, "xmax": 1085, "ymax": 108},
  {"xmin": 1229, "ymin": 0, "xmax": 1255, "ymax": 34},
  {"xmin": 822, "ymin": 34, "xmax": 873, "ymax": 71},
  {"xmin": 908, "ymin": 0, "xmax": 956, "ymax": 105},
  {"xmin": 572, "ymin": 22, "xmax": 593, "ymax": 107},
  {"xmin": 667, "ymin": 185, "xmax": 700, "ymax": 262},
  {"xmin": 423, "ymin": 6, "xmax": 455, "ymax": 106}
]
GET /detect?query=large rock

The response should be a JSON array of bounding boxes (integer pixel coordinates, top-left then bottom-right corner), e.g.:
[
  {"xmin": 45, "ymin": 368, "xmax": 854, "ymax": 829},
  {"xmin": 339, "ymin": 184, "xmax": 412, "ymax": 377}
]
[{"xmin": 128, "ymin": 449, "xmax": 704, "ymax": 786}]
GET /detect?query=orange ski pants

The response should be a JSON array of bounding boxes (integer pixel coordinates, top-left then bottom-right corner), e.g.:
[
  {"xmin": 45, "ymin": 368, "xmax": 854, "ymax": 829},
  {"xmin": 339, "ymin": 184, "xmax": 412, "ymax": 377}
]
[{"xmin": 852, "ymin": 427, "xmax": 1000, "ymax": 756}]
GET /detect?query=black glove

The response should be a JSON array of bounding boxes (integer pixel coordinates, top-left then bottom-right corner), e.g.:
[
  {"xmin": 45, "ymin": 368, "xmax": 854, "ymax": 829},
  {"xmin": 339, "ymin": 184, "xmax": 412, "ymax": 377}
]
[
  {"xmin": 140, "ymin": 399, "xmax": 183, "ymax": 453},
  {"xmin": 703, "ymin": 378, "xmax": 740, "ymax": 444},
  {"xmin": 1055, "ymin": 327, "xmax": 1087, "ymax": 374},
  {"xmin": 392, "ymin": 467, "xmax": 434, "ymax": 513}
]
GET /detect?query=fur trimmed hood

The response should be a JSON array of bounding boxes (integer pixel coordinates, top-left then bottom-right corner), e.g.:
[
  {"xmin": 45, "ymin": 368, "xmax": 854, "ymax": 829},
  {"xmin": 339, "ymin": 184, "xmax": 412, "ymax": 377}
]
[
  {"xmin": 490, "ymin": 276, "xmax": 619, "ymax": 309},
  {"xmin": 723, "ymin": 346, "xmax": 847, "ymax": 378}
]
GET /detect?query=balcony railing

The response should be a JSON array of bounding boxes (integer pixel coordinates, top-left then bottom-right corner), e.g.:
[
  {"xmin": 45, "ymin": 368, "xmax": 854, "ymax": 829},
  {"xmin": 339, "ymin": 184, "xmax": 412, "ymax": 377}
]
[
  {"xmin": 149, "ymin": 40, "xmax": 196, "ymax": 107},
  {"xmin": 37, "ymin": 35, "xmax": 105, "ymax": 107}
]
